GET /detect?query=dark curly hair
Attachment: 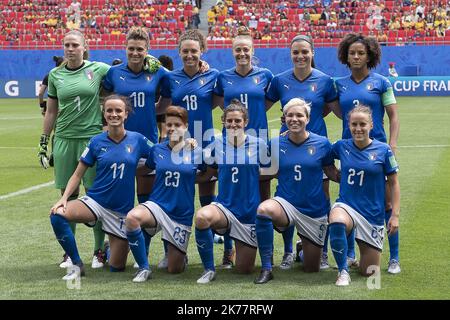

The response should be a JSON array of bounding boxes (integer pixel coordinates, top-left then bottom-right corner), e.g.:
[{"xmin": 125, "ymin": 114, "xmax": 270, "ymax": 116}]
[{"xmin": 338, "ymin": 33, "xmax": 381, "ymax": 69}]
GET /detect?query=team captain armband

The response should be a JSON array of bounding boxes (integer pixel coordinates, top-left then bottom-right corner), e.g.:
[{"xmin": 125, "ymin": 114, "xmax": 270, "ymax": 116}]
[{"xmin": 382, "ymin": 87, "xmax": 397, "ymax": 106}]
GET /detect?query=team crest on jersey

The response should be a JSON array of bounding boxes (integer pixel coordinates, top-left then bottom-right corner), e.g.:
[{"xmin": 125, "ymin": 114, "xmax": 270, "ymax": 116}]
[
  {"xmin": 85, "ymin": 69, "xmax": 94, "ymax": 81},
  {"xmin": 199, "ymin": 77, "xmax": 206, "ymax": 85},
  {"xmin": 310, "ymin": 83, "xmax": 317, "ymax": 92},
  {"xmin": 125, "ymin": 145, "xmax": 133, "ymax": 153},
  {"xmin": 307, "ymin": 146, "xmax": 316, "ymax": 155},
  {"xmin": 253, "ymin": 76, "xmax": 260, "ymax": 85},
  {"xmin": 146, "ymin": 75, "xmax": 153, "ymax": 82},
  {"xmin": 366, "ymin": 83, "xmax": 374, "ymax": 91},
  {"xmin": 368, "ymin": 152, "xmax": 377, "ymax": 161}
]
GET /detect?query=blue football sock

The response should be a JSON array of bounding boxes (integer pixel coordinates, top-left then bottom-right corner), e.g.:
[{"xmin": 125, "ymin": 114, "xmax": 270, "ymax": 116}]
[
  {"xmin": 162, "ymin": 238, "xmax": 168, "ymax": 255},
  {"xmin": 143, "ymin": 230, "xmax": 151, "ymax": 256},
  {"xmin": 126, "ymin": 228, "xmax": 149, "ymax": 270},
  {"xmin": 137, "ymin": 194, "xmax": 149, "ymax": 204},
  {"xmin": 330, "ymin": 223, "xmax": 348, "ymax": 272},
  {"xmin": 282, "ymin": 224, "xmax": 294, "ymax": 254},
  {"xmin": 199, "ymin": 195, "xmax": 215, "ymax": 207},
  {"xmin": 385, "ymin": 209, "xmax": 399, "ymax": 261},
  {"xmin": 50, "ymin": 214, "xmax": 82, "ymax": 265},
  {"xmin": 256, "ymin": 214, "xmax": 274, "ymax": 271},
  {"xmin": 223, "ymin": 232, "xmax": 233, "ymax": 252},
  {"xmin": 323, "ymin": 226, "xmax": 330, "ymax": 255},
  {"xmin": 347, "ymin": 228, "xmax": 356, "ymax": 259},
  {"xmin": 195, "ymin": 228, "xmax": 215, "ymax": 271}
]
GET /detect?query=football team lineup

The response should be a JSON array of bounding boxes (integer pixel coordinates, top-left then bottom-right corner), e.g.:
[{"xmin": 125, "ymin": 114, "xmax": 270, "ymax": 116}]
[{"xmin": 0, "ymin": 26, "xmax": 449, "ymax": 299}]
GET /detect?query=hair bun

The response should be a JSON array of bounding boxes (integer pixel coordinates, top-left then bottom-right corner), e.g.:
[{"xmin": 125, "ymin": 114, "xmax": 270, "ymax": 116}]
[{"xmin": 237, "ymin": 26, "xmax": 251, "ymax": 36}]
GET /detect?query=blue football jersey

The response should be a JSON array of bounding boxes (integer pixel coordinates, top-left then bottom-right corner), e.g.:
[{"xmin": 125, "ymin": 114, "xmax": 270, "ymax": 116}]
[
  {"xmin": 103, "ymin": 64, "xmax": 169, "ymax": 144},
  {"xmin": 271, "ymin": 133, "xmax": 334, "ymax": 218},
  {"xmin": 332, "ymin": 139, "xmax": 399, "ymax": 225},
  {"xmin": 266, "ymin": 68, "xmax": 337, "ymax": 136},
  {"xmin": 161, "ymin": 68, "xmax": 219, "ymax": 147},
  {"xmin": 80, "ymin": 131, "xmax": 153, "ymax": 215},
  {"xmin": 205, "ymin": 135, "xmax": 267, "ymax": 224},
  {"xmin": 214, "ymin": 67, "xmax": 273, "ymax": 135},
  {"xmin": 146, "ymin": 141, "xmax": 205, "ymax": 226},
  {"xmin": 335, "ymin": 72, "xmax": 396, "ymax": 142}
]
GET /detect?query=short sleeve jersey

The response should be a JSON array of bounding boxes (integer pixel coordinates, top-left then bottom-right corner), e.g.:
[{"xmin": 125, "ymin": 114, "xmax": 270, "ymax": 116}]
[
  {"xmin": 266, "ymin": 68, "xmax": 338, "ymax": 136},
  {"xmin": 103, "ymin": 64, "xmax": 169, "ymax": 144},
  {"xmin": 214, "ymin": 67, "xmax": 273, "ymax": 134},
  {"xmin": 332, "ymin": 139, "xmax": 399, "ymax": 225},
  {"xmin": 161, "ymin": 68, "xmax": 219, "ymax": 146},
  {"xmin": 335, "ymin": 72, "xmax": 397, "ymax": 142},
  {"xmin": 80, "ymin": 131, "xmax": 153, "ymax": 215},
  {"xmin": 271, "ymin": 133, "xmax": 334, "ymax": 218},
  {"xmin": 146, "ymin": 141, "xmax": 206, "ymax": 226},
  {"xmin": 48, "ymin": 61, "xmax": 110, "ymax": 139}
]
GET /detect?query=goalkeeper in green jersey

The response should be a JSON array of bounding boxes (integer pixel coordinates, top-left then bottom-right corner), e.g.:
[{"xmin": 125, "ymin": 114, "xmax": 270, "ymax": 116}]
[{"xmin": 39, "ymin": 30, "xmax": 110, "ymax": 270}]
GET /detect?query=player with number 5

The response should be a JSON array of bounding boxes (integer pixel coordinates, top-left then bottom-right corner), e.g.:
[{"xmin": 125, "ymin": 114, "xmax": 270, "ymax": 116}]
[{"xmin": 328, "ymin": 105, "xmax": 400, "ymax": 286}]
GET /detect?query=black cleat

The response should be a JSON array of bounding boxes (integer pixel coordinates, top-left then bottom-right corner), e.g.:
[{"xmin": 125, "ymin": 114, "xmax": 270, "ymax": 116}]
[{"xmin": 254, "ymin": 269, "xmax": 274, "ymax": 284}]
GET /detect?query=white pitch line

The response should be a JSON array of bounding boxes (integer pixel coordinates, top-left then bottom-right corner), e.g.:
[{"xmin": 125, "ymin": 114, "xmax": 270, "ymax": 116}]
[
  {"xmin": 0, "ymin": 181, "xmax": 54, "ymax": 201},
  {"xmin": 398, "ymin": 145, "xmax": 450, "ymax": 148},
  {"xmin": 268, "ymin": 118, "xmax": 280, "ymax": 123}
]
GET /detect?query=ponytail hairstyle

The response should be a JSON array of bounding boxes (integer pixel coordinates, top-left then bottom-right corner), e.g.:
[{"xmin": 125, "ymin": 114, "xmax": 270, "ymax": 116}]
[
  {"xmin": 221, "ymin": 98, "xmax": 249, "ymax": 123},
  {"xmin": 178, "ymin": 29, "xmax": 207, "ymax": 53}
]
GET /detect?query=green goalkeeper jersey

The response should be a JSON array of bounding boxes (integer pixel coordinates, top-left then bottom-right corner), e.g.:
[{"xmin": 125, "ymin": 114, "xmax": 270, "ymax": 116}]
[{"xmin": 48, "ymin": 60, "xmax": 110, "ymax": 139}]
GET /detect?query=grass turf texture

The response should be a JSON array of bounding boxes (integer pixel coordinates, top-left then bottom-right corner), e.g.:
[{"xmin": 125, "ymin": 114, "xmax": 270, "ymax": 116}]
[{"xmin": 0, "ymin": 97, "xmax": 449, "ymax": 299}]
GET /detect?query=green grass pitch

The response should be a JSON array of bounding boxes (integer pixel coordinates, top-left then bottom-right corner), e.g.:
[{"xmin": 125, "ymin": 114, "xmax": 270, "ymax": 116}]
[{"xmin": 0, "ymin": 97, "xmax": 449, "ymax": 299}]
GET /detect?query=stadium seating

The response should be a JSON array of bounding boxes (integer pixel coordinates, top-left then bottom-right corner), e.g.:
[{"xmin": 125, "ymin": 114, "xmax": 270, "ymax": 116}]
[{"xmin": 0, "ymin": 0, "xmax": 448, "ymax": 49}]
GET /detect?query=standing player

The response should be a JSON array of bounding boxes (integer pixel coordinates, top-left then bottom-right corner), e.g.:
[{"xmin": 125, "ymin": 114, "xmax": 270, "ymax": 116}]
[
  {"xmin": 213, "ymin": 26, "xmax": 274, "ymax": 269},
  {"xmin": 255, "ymin": 98, "xmax": 340, "ymax": 284},
  {"xmin": 38, "ymin": 55, "xmax": 64, "ymax": 116},
  {"xmin": 103, "ymin": 27, "xmax": 167, "ymax": 205},
  {"xmin": 39, "ymin": 30, "xmax": 109, "ymax": 270},
  {"xmin": 265, "ymin": 35, "xmax": 339, "ymax": 270},
  {"xmin": 156, "ymin": 55, "xmax": 174, "ymax": 141},
  {"xmin": 195, "ymin": 100, "xmax": 267, "ymax": 284},
  {"xmin": 329, "ymin": 105, "xmax": 400, "ymax": 286},
  {"xmin": 125, "ymin": 106, "xmax": 208, "ymax": 282},
  {"xmin": 49, "ymin": 95, "xmax": 153, "ymax": 280},
  {"xmin": 335, "ymin": 33, "xmax": 400, "ymax": 273},
  {"xmin": 159, "ymin": 29, "xmax": 221, "ymax": 263}
]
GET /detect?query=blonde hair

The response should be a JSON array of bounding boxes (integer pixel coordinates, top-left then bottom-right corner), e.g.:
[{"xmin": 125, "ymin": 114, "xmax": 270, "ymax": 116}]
[
  {"xmin": 348, "ymin": 104, "xmax": 373, "ymax": 122},
  {"xmin": 63, "ymin": 30, "xmax": 89, "ymax": 60},
  {"xmin": 126, "ymin": 27, "xmax": 150, "ymax": 49},
  {"xmin": 178, "ymin": 29, "xmax": 207, "ymax": 52},
  {"xmin": 283, "ymin": 98, "xmax": 311, "ymax": 118}
]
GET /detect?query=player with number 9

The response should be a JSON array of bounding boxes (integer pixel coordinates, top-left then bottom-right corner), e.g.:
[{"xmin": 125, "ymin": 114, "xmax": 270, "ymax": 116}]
[{"xmin": 41, "ymin": 30, "xmax": 110, "ymax": 270}]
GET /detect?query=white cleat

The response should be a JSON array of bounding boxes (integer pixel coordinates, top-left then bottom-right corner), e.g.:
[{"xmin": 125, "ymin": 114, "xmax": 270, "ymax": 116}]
[
  {"xmin": 197, "ymin": 270, "xmax": 216, "ymax": 284},
  {"xmin": 157, "ymin": 254, "xmax": 169, "ymax": 269},
  {"xmin": 387, "ymin": 259, "xmax": 401, "ymax": 274},
  {"xmin": 133, "ymin": 269, "xmax": 152, "ymax": 283},
  {"xmin": 347, "ymin": 257, "xmax": 359, "ymax": 269},
  {"xmin": 91, "ymin": 255, "xmax": 104, "ymax": 269},
  {"xmin": 59, "ymin": 254, "xmax": 73, "ymax": 269},
  {"xmin": 335, "ymin": 270, "xmax": 351, "ymax": 286},
  {"xmin": 279, "ymin": 253, "xmax": 295, "ymax": 270},
  {"xmin": 320, "ymin": 253, "xmax": 330, "ymax": 270},
  {"xmin": 62, "ymin": 264, "xmax": 84, "ymax": 281}
]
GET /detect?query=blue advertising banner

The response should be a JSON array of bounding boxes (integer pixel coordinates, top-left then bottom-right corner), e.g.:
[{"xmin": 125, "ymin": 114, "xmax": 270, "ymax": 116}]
[{"xmin": 389, "ymin": 76, "xmax": 450, "ymax": 96}]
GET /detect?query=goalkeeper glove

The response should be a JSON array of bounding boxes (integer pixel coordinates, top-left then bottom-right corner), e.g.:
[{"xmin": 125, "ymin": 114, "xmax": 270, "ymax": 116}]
[
  {"xmin": 143, "ymin": 54, "xmax": 161, "ymax": 73},
  {"xmin": 38, "ymin": 134, "xmax": 50, "ymax": 169}
]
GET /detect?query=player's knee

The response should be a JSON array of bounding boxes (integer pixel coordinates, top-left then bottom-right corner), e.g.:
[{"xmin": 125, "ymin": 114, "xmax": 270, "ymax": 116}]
[
  {"xmin": 303, "ymin": 264, "xmax": 320, "ymax": 273},
  {"xmin": 125, "ymin": 211, "xmax": 141, "ymax": 230},
  {"xmin": 167, "ymin": 264, "xmax": 184, "ymax": 274},
  {"xmin": 329, "ymin": 209, "xmax": 348, "ymax": 225},
  {"xmin": 195, "ymin": 208, "xmax": 212, "ymax": 229},
  {"xmin": 257, "ymin": 201, "xmax": 274, "ymax": 217},
  {"xmin": 235, "ymin": 264, "xmax": 254, "ymax": 274}
]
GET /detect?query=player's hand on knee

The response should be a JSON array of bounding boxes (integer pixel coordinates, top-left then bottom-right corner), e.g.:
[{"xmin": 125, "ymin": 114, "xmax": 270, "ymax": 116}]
[
  {"xmin": 50, "ymin": 199, "xmax": 67, "ymax": 215},
  {"xmin": 38, "ymin": 134, "xmax": 50, "ymax": 169}
]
